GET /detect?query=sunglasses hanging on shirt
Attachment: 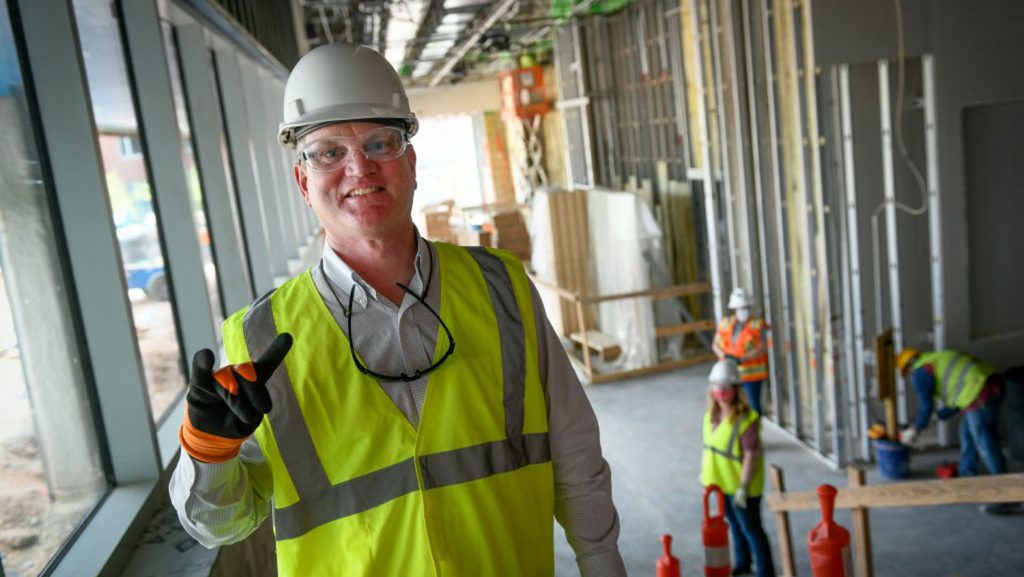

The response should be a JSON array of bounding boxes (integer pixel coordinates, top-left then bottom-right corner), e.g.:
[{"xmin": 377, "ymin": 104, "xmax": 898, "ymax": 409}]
[{"xmin": 320, "ymin": 246, "xmax": 456, "ymax": 383}]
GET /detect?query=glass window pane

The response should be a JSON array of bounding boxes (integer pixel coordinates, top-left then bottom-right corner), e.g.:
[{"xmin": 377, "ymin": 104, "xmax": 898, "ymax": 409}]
[
  {"xmin": 72, "ymin": 0, "xmax": 186, "ymax": 421},
  {"xmin": 207, "ymin": 46, "xmax": 253, "ymax": 304},
  {"xmin": 161, "ymin": 21, "xmax": 224, "ymax": 335},
  {"xmin": 0, "ymin": 4, "xmax": 107, "ymax": 574}
]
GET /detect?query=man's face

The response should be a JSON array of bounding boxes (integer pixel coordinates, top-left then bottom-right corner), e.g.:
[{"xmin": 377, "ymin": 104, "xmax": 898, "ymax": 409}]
[{"xmin": 294, "ymin": 121, "xmax": 417, "ymax": 241}]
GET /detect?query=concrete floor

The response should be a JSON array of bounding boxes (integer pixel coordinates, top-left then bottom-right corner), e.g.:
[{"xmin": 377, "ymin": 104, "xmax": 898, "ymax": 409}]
[{"xmin": 554, "ymin": 362, "xmax": 1024, "ymax": 577}]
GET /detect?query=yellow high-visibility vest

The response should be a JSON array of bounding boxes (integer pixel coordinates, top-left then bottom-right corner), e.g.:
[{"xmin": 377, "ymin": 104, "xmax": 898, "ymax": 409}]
[
  {"xmin": 913, "ymin": 350, "xmax": 995, "ymax": 410},
  {"xmin": 223, "ymin": 243, "xmax": 554, "ymax": 576},
  {"xmin": 701, "ymin": 409, "xmax": 764, "ymax": 496}
]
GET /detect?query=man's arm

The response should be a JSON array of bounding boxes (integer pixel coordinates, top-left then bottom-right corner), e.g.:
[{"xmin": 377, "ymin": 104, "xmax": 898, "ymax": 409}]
[
  {"xmin": 712, "ymin": 328, "xmax": 725, "ymax": 358},
  {"xmin": 911, "ymin": 366, "xmax": 936, "ymax": 432},
  {"xmin": 530, "ymin": 282, "xmax": 627, "ymax": 577},
  {"xmin": 169, "ymin": 437, "xmax": 274, "ymax": 547}
]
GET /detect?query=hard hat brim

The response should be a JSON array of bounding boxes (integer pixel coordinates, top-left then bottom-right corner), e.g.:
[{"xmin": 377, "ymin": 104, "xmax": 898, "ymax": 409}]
[{"xmin": 279, "ymin": 103, "xmax": 419, "ymax": 147}]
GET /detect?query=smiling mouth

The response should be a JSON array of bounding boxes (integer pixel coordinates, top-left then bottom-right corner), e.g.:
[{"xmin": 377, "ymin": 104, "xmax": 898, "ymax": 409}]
[{"xmin": 346, "ymin": 186, "xmax": 383, "ymax": 198}]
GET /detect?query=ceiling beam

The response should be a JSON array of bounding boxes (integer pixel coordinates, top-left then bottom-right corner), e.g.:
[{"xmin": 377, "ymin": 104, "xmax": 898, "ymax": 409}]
[{"xmin": 429, "ymin": 0, "xmax": 517, "ymax": 87}]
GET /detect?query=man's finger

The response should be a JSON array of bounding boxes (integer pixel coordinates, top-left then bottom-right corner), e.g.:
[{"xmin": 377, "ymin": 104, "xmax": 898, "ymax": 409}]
[
  {"xmin": 239, "ymin": 379, "xmax": 273, "ymax": 416},
  {"xmin": 190, "ymin": 349, "xmax": 216, "ymax": 388},
  {"xmin": 254, "ymin": 333, "xmax": 293, "ymax": 380},
  {"xmin": 218, "ymin": 386, "xmax": 263, "ymax": 425},
  {"xmin": 213, "ymin": 365, "xmax": 250, "ymax": 396}
]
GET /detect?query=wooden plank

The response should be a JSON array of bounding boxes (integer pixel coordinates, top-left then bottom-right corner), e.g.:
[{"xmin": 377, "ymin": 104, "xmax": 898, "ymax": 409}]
[
  {"xmin": 655, "ymin": 319, "xmax": 717, "ymax": 338},
  {"xmin": 582, "ymin": 281, "xmax": 711, "ymax": 304},
  {"xmin": 847, "ymin": 467, "xmax": 873, "ymax": 577},
  {"xmin": 527, "ymin": 273, "xmax": 579, "ymax": 300},
  {"xmin": 575, "ymin": 298, "xmax": 594, "ymax": 380},
  {"xmin": 770, "ymin": 465, "xmax": 798, "ymax": 577},
  {"xmin": 884, "ymin": 398, "xmax": 898, "ymax": 444},
  {"xmin": 766, "ymin": 472, "xmax": 1024, "ymax": 512},
  {"xmin": 570, "ymin": 330, "xmax": 622, "ymax": 361},
  {"xmin": 875, "ymin": 329, "xmax": 896, "ymax": 437},
  {"xmin": 589, "ymin": 353, "xmax": 717, "ymax": 383},
  {"xmin": 551, "ymin": 193, "xmax": 572, "ymax": 333}
]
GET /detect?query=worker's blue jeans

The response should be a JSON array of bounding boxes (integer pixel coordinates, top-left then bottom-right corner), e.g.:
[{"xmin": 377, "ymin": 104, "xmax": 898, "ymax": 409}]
[
  {"xmin": 959, "ymin": 393, "xmax": 1005, "ymax": 477},
  {"xmin": 743, "ymin": 380, "xmax": 764, "ymax": 416},
  {"xmin": 724, "ymin": 494, "xmax": 776, "ymax": 577}
]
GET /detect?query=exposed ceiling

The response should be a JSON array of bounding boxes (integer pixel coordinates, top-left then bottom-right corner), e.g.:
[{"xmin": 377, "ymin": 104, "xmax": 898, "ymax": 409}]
[{"xmin": 296, "ymin": 0, "xmax": 560, "ymax": 87}]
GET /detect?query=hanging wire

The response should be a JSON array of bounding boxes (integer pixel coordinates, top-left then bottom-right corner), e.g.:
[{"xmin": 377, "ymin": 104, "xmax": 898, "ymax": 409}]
[{"xmin": 892, "ymin": 0, "xmax": 929, "ymax": 216}]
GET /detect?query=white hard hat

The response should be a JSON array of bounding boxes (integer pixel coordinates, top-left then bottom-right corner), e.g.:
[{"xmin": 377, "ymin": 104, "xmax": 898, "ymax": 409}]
[
  {"xmin": 278, "ymin": 43, "xmax": 419, "ymax": 148},
  {"xmin": 709, "ymin": 360, "xmax": 741, "ymax": 386},
  {"xmin": 727, "ymin": 287, "xmax": 753, "ymax": 309}
]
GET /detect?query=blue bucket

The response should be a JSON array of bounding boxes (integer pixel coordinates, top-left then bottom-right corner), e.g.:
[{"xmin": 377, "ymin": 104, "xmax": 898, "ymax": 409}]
[{"xmin": 874, "ymin": 439, "xmax": 910, "ymax": 479}]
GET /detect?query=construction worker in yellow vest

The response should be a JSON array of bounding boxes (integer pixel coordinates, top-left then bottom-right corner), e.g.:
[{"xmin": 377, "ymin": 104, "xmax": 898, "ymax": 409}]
[
  {"xmin": 701, "ymin": 360, "xmax": 775, "ymax": 577},
  {"xmin": 713, "ymin": 288, "xmax": 769, "ymax": 416},
  {"xmin": 168, "ymin": 43, "xmax": 626, "ymax": 576},
  {"xmin": 896, "ymin": 348, "xmax": 1016, "ymax": 515}
]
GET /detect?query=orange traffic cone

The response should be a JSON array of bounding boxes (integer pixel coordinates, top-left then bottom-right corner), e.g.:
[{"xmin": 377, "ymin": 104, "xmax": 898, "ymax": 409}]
[
  {"xmin": 702, "ymin": 485, "xmax": 731, "ymax": 577},
  {"xmin": 657, "ymin": 534, "xmax": 682, "ymax": 577},
  {"xmin": 807, "ymin": 484, "xmax": 853, "ymax": 576}
]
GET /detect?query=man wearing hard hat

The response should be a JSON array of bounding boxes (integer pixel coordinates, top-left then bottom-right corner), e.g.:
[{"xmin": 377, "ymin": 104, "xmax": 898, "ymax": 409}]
[
  {"xmin": 713, "ymin": 288, "xmax": 770, "ymax": 416},
  {"xmin": 169, "ymin": 43, "xmax": 625, "ymax": 575},
  {"xmin": 897, "ymin": 348, "xmax": 1014, "ymax": 514}
]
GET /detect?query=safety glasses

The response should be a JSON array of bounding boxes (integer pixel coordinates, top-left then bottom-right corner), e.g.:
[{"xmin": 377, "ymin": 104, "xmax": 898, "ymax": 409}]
[{"xmin": 297, "ymin": 125, "xmax": 408, "ymax": 172}]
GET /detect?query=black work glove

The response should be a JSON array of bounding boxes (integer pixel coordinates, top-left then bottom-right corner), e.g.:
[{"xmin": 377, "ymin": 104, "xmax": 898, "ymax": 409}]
[{"xmin": 179, "ymin": 333, "xmax": 292, "ymax": 462}]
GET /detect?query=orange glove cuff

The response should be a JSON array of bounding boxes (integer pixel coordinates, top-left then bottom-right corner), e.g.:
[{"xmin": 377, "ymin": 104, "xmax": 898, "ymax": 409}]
[{"xmin": 179, "ymin": 407, "xmax": 246, "ymax": 463}]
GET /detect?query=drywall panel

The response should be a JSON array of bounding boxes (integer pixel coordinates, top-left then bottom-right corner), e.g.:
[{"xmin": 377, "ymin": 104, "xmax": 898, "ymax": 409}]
[
  {"xmin": 929, "ymin": 0, "xmax": 1024, "ymax": 366},
  {"xmin": 811, "ymin": 0, "xmax": 929, "ymax": 66},
  {"xmin": 963, "ymin": 100, "xmax": 1024, "ymax": 340}
]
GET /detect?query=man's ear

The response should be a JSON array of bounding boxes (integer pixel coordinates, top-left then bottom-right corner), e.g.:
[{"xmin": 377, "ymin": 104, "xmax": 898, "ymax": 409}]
[{"xmin": 294, "ymin": 163, "xmax": 311, "ymax": 207}]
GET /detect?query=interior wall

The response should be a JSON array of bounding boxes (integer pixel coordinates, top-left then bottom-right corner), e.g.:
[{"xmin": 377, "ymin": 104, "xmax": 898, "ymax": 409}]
[
  {"xmin": 962, "ymin": 100, "xmax": 1024, "ymax": 341},
  {"xmin": 812, "ymin": 0, "xmax": 1024, "ymax": 368},
  {"xmin": 930, "ymin": 0, "xmax": 1024, "ymax": 367}
]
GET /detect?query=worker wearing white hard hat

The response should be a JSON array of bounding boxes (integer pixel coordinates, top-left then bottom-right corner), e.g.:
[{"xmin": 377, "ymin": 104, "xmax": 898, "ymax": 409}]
[
  {"xmin": 170, "ymin": 43, "xmax": 625, "ymax": 576},
  {"xmin": 713, "ymin": 288, "xmax": 770, "ymax": 416},
  {"xmin": 701, "ymin": 360, "xmax": 776, "ymax": 577}
]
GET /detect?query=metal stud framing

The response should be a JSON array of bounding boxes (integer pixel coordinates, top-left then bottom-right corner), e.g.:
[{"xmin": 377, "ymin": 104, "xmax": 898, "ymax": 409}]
[
  {"xmin": 922, "ymin": 54, "xmax": 949, "ymax": 447},
  {"xmin": 878, "ymin": 59, "xmax": 907, "ymax": 422},
  {"xmin": 549, "ymin": 0, "xmax": 946, "ymax": 467},
  {"xmin": 838, "ymin": 65, "xmax": 871, "ymax": 461}
]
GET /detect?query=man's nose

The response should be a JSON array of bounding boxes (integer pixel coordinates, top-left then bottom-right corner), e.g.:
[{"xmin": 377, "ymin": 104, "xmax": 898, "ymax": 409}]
[{"xmin": 343, "ymin": 149, "xmax": 378, "ymax": 176}]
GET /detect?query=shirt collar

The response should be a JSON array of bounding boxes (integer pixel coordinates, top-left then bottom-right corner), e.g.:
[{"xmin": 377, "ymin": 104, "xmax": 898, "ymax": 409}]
[{"xmin": 320, "ymin": 230, "xmax": 429, "ymax": 310}]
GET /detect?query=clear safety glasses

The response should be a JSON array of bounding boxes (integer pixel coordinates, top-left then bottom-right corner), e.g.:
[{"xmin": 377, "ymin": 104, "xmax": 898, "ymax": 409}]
[{"xmin": 297, "ymin": 125, "xmax": 408, "ymax": 172}]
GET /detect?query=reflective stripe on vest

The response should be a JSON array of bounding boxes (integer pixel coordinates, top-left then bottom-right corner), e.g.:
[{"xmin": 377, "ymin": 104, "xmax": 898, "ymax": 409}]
[
  {"xmin": 949, "ymin": 358, "xmax": 977, "ymax": 408},
  {"xmin": 466, "ymin": 247, "xmax": 527, "ymax": 464},
  {"xmin": 241, "ymin": 250, "xmax": 551, "ymax": 541},
  {"xmin": 916, "ymin": 351, "xmax": 993, "ymax": 410},
  {"xmin": 701, "ymin": 410, "xmax": 764, "ymax": 496},
  {"xmin": 703, "ymin": 415, "xmax": 744, "ymax": 462},
  {"xmin": 717, "ymin": 317, "xmax": 768, "ymax": 382}
]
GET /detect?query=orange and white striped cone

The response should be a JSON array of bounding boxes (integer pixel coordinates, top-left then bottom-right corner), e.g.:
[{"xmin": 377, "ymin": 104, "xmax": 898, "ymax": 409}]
[{"xmin": 702, "ymin": 485, "xmax": 731, "ymax": 577}]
